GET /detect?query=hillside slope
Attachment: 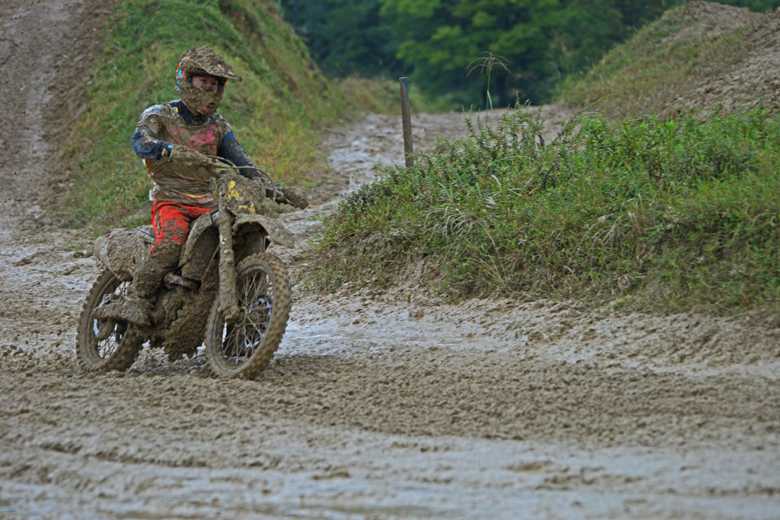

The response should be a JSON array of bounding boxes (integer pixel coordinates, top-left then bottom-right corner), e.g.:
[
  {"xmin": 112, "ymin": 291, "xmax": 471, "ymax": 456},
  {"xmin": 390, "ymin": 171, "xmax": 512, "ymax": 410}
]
[
  {"xmin": 559, "ymin": 1, "xmax": 780, "ymax": 118},
  {"xmin": 57, "ymin": 0, "xmax": 348, "ymax": 228}
]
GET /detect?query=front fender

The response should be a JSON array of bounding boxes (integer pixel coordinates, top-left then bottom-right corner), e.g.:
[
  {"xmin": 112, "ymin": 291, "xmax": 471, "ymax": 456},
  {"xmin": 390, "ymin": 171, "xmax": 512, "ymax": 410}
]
[{"xmin": 233, "ymin": 214, "xmax": 294, "ymax": 248}]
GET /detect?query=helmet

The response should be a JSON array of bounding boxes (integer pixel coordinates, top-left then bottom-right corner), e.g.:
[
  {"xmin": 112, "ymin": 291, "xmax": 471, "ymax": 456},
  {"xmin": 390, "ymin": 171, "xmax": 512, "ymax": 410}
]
[{"xmin": 175, "ymin": 47, "xmax": 241, "ymax": 116}]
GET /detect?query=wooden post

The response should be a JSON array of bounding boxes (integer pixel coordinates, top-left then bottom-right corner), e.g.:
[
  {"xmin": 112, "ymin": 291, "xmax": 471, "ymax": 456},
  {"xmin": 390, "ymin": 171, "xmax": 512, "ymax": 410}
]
[{"xmin": 399, "ymin": 77, "xmax": 414, "ymax": 168}]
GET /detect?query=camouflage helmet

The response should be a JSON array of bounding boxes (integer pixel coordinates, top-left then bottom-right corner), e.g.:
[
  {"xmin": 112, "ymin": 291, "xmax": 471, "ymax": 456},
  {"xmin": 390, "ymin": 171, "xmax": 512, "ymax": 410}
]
[{"xmin": 175, "ymin": 47, "xmax": 241, "ymax": 116}]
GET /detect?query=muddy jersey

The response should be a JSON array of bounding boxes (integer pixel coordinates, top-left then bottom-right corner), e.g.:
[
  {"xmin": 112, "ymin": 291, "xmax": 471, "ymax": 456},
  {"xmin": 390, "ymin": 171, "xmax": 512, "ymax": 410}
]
[{"xmin": 131, "ymin": 100, "xmax": 265, "ymax": 206}]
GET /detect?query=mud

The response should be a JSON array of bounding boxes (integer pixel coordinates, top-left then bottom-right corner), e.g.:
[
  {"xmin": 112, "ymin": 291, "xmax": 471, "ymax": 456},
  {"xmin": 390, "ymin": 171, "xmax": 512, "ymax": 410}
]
[
  {"xmin": 1, "ymin": 1, "xmax": 780, "ymax": 519},
  {"xmin": 662, "ymin": 2, "xmax": 780, "ymax": 116},
  {"xmin": 674, "ymin": 2, "xmax": 780, "ymax": 116}
]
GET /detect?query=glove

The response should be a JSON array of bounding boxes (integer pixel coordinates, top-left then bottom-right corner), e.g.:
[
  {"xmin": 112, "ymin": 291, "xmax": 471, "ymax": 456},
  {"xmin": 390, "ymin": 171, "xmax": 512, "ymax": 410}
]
[
  {"xmin": 265, "ymin": 185, "xmax": 308, "ymax": 209},
  {"xmin": 160, "ymin": 143, "xmax": 174, "ymax": 159},
  {"xmin": 165, "ymin": 144, "xmax": 211, "ymax": 165},
  {"xmin": 279, "ymin": 186, "xmax": 309, "ymax": 209}
]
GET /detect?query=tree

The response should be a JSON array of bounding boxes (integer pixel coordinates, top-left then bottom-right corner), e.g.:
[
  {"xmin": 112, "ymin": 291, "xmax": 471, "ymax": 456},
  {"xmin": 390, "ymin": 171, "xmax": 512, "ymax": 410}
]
[
  {"xmin": 280, "ymin": 0, "xmax": 403, "ymax": 77},
  {"xmin": 281, "ymin": 0, "xmax": 780, "ymax": 107},
  {"xmin": 380, "ymin": 0, "xmax": 631, "ymax": 105}
]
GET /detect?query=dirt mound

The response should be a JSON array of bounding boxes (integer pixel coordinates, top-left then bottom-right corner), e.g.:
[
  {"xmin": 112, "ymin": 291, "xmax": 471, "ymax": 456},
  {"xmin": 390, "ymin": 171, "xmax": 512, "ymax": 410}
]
[
  {"xmin": 665, "ymin": 1, "xmax": 762, "ymax": 43},
  {"xmin": 669, "ymin": 1, "xmax": 780, "ymax": 115},
  {"xmin": 560, "ymin": 1, "xmax": 780, "ymax": 118}
]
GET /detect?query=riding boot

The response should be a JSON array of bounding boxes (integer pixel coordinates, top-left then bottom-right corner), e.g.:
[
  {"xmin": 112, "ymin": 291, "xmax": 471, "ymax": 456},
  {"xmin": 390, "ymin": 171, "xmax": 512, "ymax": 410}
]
[{"xmin": 93, "ymin": 244, "xmax": 180, "ymax": 326}]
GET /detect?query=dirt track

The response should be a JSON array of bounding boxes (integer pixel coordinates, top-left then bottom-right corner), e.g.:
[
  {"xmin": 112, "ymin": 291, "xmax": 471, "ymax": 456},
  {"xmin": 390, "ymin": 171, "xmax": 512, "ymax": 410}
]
[{"xmin": 2, "ymin": 1, "xmax": 780, "ymax": 519}]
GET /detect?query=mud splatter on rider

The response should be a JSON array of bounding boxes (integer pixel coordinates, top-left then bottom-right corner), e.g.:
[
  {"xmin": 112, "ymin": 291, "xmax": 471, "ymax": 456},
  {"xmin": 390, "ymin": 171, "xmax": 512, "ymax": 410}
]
[{"xmin": 98, "ymin": 47, "xmax": 305, "ymax": 326}]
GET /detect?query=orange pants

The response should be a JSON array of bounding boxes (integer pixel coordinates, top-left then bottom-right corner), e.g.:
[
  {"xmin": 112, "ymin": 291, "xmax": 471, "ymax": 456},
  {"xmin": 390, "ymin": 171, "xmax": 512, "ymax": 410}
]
[{"xmin": 150, "ymin": 200, "xmax": 213, "ymax": 254}]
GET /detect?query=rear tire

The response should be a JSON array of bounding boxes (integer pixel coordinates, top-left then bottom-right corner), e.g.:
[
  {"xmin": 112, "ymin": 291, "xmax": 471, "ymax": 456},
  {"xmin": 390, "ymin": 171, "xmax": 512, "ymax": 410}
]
[
  {"xmin": 76, "ymin": 270, "xmax": 143, "ymax": 372},
  {"xmin": 205, "ymin": 252, "xmax": 291, "ymax": 379}
]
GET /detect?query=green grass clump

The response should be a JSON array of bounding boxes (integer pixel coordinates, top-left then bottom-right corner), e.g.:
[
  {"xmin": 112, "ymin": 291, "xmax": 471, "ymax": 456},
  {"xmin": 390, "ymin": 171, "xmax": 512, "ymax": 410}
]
[
  {"xmin": 315, "ymin": 109, "xmax": 780, "ymax": 312},
  {"xmin": 62, "ymin": 0, "xmax": 349, "ymax": 229}
]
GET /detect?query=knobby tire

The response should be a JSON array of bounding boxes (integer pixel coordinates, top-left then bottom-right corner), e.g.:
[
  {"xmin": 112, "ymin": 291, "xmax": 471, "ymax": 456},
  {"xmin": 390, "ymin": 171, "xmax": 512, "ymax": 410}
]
[
  {"xmin": 76, "ymin": 270, "xmax": 143, "ymax": 372},
  {"xmin": 205, "ymin": 252, "xmax": 291, "ymax": 379}
]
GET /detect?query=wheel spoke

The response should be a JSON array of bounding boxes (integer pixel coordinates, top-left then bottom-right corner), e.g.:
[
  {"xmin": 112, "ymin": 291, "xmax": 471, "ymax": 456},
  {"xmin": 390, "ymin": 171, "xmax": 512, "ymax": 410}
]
[
  {"xmin": 92, "ymin": 280, "xmax": 131, "ymax": 360},
  {"xmin": 216, "ymin": 268, "xmax": 273, "ymax": 367}
]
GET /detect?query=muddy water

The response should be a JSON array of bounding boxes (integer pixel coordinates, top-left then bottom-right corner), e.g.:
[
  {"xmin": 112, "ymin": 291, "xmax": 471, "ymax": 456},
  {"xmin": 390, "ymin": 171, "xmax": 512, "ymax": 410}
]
[{"xmin": 2, "ymin": 1, "xmax": 780, "ymax": 519}]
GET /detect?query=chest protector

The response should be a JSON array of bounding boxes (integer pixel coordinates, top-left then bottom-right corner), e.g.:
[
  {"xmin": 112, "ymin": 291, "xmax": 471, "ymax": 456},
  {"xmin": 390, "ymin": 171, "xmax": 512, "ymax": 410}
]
[{"xmin": 142, "ymin": 103, "xmax": 229, "ymax": 206}]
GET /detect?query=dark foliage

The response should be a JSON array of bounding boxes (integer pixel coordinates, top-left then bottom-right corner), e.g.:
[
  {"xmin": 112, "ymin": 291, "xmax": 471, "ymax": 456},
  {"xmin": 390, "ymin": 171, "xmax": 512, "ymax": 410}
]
[{"xmin": 281, "ymin": 0, "xmax": 780, "ymax": 106}]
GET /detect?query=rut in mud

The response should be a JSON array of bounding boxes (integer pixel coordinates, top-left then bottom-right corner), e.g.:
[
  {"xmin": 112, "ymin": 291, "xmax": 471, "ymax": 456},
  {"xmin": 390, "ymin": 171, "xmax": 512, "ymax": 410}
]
[{"xmin": 1, "ymin": 1, "xmax": 780, "ymax": 519}]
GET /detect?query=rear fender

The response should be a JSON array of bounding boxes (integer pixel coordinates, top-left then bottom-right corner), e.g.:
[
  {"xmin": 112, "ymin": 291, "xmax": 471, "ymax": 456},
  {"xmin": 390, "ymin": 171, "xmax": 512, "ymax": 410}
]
[{"xmin": 93, "ymin": 227, "xmax": 153, "ymax": 281}]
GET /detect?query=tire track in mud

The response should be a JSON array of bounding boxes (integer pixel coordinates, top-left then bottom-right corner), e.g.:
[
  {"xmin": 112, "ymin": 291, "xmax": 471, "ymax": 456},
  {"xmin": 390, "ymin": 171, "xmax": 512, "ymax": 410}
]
[
  {"xmin": 3, "ymin": 108, "xmax": 780, "ymax": 518},
  {"xmin": 1, "ymin": 1, "xmax": 779, "ymax": 517},
  {"xmin": 3, "ymin": 342, "xmax": 778, "ymax": 448}
]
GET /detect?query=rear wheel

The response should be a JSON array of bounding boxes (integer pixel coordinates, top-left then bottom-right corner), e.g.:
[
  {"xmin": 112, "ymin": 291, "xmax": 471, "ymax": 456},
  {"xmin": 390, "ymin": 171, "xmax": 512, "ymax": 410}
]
[
  {"xmin": 205, "ymin": 252, "xmax": 291, "ymax": 379},
  {"xmin": 76, "ymin": 270, "xmax": 143, "ymax": 372}
]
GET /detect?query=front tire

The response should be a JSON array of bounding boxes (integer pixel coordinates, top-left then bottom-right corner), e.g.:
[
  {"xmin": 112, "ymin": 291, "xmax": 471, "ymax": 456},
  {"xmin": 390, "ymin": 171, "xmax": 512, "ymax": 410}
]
[
  {"xmin": 205, "ymin": 252, "xmax": 291, "ymax": 379},
  {"xmin": 76, "ymin": 270, "xmax": 143, "ymax": 372}
]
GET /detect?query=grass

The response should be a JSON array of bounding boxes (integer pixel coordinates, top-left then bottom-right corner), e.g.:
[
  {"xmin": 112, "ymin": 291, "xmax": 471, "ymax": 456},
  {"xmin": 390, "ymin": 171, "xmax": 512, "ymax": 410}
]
[
  {"xmin": 314, "ymin": 109, "xmax": 780, "ymax": 313},
  {"xmin": 60, "ymin": 0, "xmax": 355, "ymax": 230},
  {"xmin": 338, "ymin": 78, "xmax": 402, "ymax": 115},
  {"xmin": 556, "ymin": 5, "xmax": 755, "ymax": 119},
  {"xmin": 337, "ymin": 76, "xmax": 446, "ymax": 115}
]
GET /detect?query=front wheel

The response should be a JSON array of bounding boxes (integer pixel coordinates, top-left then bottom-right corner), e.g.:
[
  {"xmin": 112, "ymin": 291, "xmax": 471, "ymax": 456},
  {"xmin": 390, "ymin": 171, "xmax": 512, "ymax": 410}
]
[
  {"xmin": 204, "ymin": 252, "xmax": 291, "ymax": 379},
  {"xmin": 76, "ymin": 270, "xmax": 143, "ymax": 372}
]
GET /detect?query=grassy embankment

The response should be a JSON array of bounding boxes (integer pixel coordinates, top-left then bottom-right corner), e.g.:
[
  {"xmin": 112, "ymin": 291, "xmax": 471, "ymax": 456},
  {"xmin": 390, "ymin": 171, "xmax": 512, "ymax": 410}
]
[
  {"xmin": 315, "ymin": 5, "xmax": 780, "ymax": 313},
  {"xmin": 62, "ymin": 0, "xmax": 353, "ymax": 229}
]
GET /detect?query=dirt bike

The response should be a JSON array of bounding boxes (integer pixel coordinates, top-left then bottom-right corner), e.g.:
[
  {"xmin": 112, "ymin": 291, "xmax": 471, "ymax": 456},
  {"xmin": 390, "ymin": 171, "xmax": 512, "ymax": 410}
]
[{"xmin": 76, "ymin": 158, "xmax": 299, "ymax": 379}]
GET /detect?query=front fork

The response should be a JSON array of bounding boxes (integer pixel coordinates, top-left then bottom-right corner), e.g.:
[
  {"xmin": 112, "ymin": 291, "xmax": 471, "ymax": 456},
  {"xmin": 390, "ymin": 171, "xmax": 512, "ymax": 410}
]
[{"xmin": 216, "ymin": 209, "xmax": 241, "ymax": 323}]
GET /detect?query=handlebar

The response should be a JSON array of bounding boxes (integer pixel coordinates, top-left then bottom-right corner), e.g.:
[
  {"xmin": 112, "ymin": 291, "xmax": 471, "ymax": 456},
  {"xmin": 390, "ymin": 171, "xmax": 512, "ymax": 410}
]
[{"xmin": 198, "ymin": 153, "xmax": 309, "ymax": 209}]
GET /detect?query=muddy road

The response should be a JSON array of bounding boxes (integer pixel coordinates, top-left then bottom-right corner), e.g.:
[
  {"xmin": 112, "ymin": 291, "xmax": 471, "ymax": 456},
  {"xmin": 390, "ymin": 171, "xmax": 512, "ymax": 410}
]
[{"xmin": 2, "ymin": 1, "xmax": 780, "ymax": 519}]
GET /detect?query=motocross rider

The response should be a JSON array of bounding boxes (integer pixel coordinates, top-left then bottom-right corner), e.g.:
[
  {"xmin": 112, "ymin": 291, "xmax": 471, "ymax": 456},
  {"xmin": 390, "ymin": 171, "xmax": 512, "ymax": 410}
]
[{"xmin": 96, "ymin": 47, "xmax": 306, "ymax": 326}]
